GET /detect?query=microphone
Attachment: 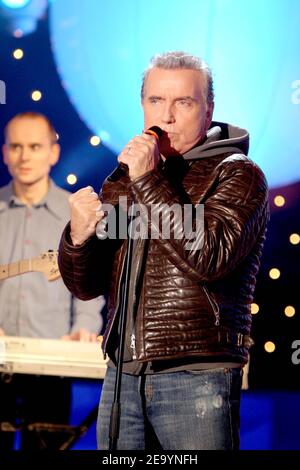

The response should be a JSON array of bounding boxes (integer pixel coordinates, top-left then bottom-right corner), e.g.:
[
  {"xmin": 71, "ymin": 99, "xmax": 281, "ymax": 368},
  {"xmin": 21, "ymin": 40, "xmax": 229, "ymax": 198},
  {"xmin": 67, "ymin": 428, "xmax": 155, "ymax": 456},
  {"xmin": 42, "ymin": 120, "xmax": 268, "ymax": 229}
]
[
  {"xmin": 144, "ymin": 125, "xmax": 163, "ymax": 140},
  {"xmin": 107, "ymin": 126, "xmax": 163, "ymax": 182},
  {"xmin": 96, "ymin": 125, "xmax": 163, "ymax": 239}
]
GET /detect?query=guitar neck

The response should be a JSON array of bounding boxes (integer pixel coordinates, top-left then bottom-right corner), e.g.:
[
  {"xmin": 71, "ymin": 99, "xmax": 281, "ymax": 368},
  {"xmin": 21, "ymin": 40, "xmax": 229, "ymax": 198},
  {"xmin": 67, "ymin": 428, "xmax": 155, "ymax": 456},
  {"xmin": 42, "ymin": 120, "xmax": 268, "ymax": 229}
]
[{"xmin": 0, "ymin": 258, "xmax": 34, "ymax": 281}]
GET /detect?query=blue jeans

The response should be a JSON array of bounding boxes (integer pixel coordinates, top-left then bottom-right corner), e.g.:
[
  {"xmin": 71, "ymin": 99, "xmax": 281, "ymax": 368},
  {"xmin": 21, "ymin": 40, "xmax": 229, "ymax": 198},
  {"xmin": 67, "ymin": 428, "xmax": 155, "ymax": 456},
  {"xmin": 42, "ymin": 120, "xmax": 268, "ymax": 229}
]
[{"xmin": 97, "ymin": 366, "xmax": 242, "ymax": 450}]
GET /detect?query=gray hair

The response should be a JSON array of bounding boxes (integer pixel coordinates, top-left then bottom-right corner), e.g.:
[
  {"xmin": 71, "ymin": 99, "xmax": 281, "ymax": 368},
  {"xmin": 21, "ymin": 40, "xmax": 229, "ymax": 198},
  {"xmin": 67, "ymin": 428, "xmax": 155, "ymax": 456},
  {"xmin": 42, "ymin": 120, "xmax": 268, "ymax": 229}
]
[{"xmin": 141, "ymin": 51, "xmax": 214, "ymax": 106}]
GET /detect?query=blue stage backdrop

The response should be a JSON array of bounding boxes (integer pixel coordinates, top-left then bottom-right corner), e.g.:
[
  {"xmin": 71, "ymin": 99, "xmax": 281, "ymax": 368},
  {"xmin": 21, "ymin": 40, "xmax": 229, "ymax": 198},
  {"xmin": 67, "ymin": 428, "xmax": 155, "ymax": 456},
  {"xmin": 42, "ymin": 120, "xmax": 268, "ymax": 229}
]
[
  {"xmin": 0, "ymin": 0, "xmax": 299, "ymax": 451},
  {"xmin": 49, "ymin": 0, "xmax": 300, "ymax": 189}
]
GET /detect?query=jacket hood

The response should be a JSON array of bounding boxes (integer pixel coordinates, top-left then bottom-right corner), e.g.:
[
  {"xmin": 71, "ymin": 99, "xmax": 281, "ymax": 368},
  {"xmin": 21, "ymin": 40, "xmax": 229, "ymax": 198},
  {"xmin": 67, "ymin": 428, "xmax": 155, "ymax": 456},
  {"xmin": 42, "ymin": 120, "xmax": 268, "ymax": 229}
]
[{"xmin": 183, "ymin": 121, "xmax": 249, "ymax": 160}]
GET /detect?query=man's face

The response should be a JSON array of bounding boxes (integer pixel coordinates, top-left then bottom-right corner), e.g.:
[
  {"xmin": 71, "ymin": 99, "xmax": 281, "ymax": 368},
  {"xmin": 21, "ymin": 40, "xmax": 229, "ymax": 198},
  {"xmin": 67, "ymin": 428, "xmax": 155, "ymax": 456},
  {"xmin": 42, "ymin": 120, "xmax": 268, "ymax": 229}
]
[
  {"xmin": 2, "ymin": 116, "xmax": 59, "ymax": 186},
  {"xmin": 142, "ymin": 67, "xmax": 213, "ymax": 156}
]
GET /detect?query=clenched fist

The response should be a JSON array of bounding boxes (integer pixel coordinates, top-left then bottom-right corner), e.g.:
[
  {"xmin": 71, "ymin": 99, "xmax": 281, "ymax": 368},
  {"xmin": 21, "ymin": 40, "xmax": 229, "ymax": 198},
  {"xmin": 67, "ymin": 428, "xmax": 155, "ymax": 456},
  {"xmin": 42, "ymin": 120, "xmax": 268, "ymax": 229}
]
[{"xmin": 69, "ymin": 186, "xmax": 104, "ymax": 246}]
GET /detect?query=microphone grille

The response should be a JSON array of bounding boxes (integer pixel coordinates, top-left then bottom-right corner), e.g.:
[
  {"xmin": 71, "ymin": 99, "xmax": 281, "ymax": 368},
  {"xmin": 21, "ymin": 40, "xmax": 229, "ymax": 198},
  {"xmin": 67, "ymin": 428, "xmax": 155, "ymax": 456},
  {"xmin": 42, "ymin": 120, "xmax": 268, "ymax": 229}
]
[{"xmin": 145, "ymin": 126, "xmax": 163, "ymax": 140}]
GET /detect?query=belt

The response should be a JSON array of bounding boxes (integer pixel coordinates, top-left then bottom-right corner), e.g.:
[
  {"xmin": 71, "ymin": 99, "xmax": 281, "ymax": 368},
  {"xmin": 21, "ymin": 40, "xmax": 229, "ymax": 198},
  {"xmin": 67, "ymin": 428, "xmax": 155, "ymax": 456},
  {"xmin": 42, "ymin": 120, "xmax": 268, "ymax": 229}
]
[{"xmin": 217, "ymin": 329, "xmax": 254, "ymax": 348}]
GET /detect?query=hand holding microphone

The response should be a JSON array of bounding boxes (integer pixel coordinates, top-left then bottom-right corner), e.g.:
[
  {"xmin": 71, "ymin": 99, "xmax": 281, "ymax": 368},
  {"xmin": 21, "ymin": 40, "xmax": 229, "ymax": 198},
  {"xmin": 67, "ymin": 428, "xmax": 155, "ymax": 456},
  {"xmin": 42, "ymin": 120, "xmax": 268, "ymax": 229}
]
[
  {"xmin": 68, "ymin": 127, "xmax": 163, "ymax": 246},
  {"xmin": 109, "ymin": 126, "xmax": 163, "ymax": 182}
]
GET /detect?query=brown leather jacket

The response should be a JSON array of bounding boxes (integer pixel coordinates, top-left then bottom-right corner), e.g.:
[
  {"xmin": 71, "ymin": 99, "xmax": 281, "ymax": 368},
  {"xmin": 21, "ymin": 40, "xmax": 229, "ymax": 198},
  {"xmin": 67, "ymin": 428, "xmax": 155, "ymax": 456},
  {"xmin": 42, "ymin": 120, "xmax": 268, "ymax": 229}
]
[{"xmin": 58, "ymin": 125, "xmax": 269, "ymax": 365}]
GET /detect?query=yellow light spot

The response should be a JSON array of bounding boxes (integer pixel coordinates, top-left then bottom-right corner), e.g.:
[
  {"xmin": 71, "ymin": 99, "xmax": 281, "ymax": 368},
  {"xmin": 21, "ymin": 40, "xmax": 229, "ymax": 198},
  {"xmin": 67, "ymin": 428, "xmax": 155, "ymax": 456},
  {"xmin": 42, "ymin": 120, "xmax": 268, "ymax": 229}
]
[
  {"xmin": 290, "ymin": 233, "xmax": 300, "ymax": 245},
  {"xmin": 274, "ymin": 195, "xmax": 285, "ymax": 207},
  {"xmin": 31, "ymin": 90, "xmax": 42, "ymax": 102},
  {"xmin": 269, "ymin": 268, "xmax": 280, "ymax": 280},
  {"xmin": 90, "ymin": 135, "xmax": 101, "ymax": 146},
  {"xmin": 251, "ymin": 303, "xmax": 259, "ymax": 314},
  {"xmin": 284, "ymin": 306, "xmax": 296, "ymax": 318},
  {"xmin": 67, "ymin": 174, "xmax": 77, "ymax": 185},
  {"xmin": 13, "ymin": 48, "xmax": 24, "ymax": 60},
  {"xmin": 264, "ymin": 341, "xmax": 276, "ymax": 353}
]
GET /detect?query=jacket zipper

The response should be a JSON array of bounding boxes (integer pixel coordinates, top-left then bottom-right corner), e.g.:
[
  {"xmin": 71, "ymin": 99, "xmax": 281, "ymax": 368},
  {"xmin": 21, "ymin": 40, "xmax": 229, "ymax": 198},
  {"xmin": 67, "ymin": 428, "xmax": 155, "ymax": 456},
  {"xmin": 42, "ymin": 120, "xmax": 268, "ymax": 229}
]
[
  {"xmin": 102, "ymin": 242, "xmax": 128, "ymax": 358},
  {"xmin": 130, "ymin": 332, "xmax": 137, "ymax": 360},
  {"xmin": 202, "ymin": 284, "xmax": 220, "ymax": 326},
  {"xmin": 128, "ymin": 237, "xmax": 147, "ymax": 361}
]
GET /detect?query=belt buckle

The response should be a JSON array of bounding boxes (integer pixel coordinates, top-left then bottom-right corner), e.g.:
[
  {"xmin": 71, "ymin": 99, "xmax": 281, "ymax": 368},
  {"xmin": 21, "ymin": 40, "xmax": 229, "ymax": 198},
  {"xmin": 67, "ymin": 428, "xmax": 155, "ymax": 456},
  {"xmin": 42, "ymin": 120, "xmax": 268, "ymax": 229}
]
[{"xmin": 237, "ymin": 333, "xmax": 243, "ymax": 346}]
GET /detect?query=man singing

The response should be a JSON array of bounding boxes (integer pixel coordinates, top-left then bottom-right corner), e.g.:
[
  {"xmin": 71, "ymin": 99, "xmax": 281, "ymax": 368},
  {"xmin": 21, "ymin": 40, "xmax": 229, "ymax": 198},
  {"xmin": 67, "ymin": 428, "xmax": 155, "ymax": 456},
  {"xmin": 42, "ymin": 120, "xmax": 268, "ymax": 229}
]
[{"xmin": 58, "ymin": 51, "xmax": 269, "ymax": 450}]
